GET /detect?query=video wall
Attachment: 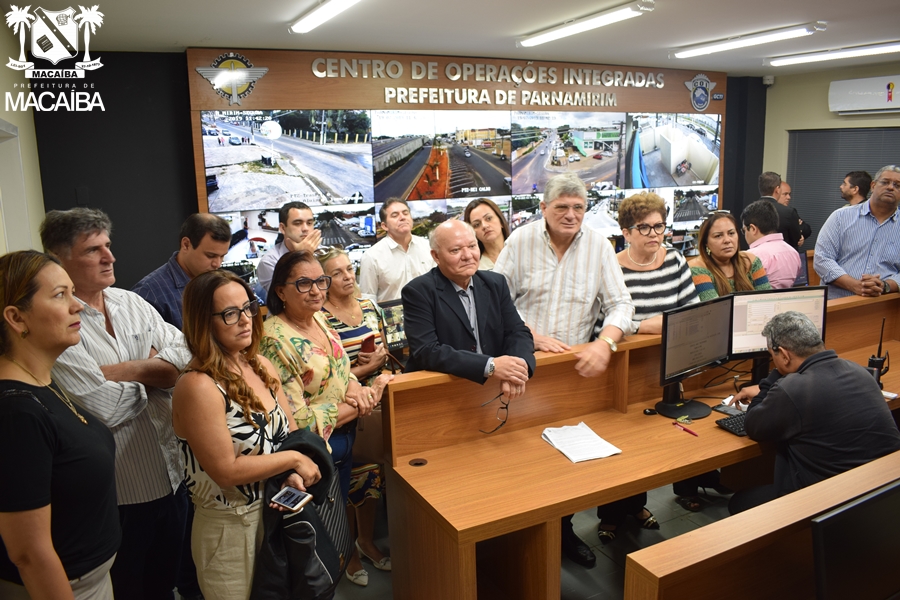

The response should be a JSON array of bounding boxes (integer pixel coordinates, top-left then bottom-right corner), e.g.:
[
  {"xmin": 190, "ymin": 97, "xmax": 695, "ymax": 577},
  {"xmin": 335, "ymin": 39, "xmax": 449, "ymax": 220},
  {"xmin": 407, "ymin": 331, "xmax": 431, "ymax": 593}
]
[{"xmin": 187, "ymin": 49, "xmax": 726, "ymax": 266}]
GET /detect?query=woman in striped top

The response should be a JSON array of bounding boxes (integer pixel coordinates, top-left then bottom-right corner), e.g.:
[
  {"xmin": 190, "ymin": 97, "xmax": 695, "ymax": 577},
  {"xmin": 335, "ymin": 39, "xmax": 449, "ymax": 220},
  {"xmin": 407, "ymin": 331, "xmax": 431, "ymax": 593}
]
[
  {"xmin": 594, "ymin": 193, "xmax": 701, "ymax": 544},
  {"xmin": 616, "ymin": 192, "xmax": 700, "ymax": 335},
  {"xmin": 688, "ymin": 212, "xmax": 771, "ymax": 301}
]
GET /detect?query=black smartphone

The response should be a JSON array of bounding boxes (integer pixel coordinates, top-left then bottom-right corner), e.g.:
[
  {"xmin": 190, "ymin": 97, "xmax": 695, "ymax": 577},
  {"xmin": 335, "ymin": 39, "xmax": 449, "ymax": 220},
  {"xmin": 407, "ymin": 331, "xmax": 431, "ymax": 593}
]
[{"xmin": 271, "ymin": 486, "xmax": 313, "ymax": 512}]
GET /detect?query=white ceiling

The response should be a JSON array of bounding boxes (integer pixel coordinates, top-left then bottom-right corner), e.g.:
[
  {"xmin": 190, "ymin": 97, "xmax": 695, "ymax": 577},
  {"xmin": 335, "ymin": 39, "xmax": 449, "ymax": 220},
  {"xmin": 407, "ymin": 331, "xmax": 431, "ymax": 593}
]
[{"xmin": 94, "ymin": 0, "xmax": 898, "ymax": 77}]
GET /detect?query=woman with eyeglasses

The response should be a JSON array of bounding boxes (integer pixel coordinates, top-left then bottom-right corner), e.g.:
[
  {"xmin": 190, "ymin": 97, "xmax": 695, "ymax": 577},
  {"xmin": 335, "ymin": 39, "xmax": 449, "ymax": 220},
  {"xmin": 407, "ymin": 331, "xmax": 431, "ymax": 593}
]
[
  {"xmin": 615, "ymin": 192, "xmax": 699, "ymax": 335},
  {"xmin": 464, "ymin": 198, "xmax": 511, "ymax": 270},
  {"xmin": 172, "ymin": 269, "xmax": 321, "ymax": 599},
  {"xmin": 261, "ymin": 251, "xmax": 379, "ymax": 514},
  {"xmin": 590, "ymin": 193, "xmax": 701, "ymax": 545},
  {"xmin": 0, "ymin": 251, "xmax": 118, "ymax": 600},
  {"xmin": 689, "ymin": 211, "xmax": 771, "ymax": 302}
]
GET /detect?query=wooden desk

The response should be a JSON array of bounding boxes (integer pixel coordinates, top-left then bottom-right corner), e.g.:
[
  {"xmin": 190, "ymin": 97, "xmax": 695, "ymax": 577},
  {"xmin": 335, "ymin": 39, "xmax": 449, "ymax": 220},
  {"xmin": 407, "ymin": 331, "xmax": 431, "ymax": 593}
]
[
  {"xmin": 383, "ymin": 293, "xmax": 900, "ymax": 600},
  {"xmin": 624, "ymin": 449, "xmax": 900, "ymax": 599}
]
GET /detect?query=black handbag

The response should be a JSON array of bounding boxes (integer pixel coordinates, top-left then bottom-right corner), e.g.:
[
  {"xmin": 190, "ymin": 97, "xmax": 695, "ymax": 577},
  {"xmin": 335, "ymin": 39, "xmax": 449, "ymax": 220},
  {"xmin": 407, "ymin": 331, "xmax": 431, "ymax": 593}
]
[{"xmin": 251, "ymin": 430, "xmax": 352, "ymax": 600}]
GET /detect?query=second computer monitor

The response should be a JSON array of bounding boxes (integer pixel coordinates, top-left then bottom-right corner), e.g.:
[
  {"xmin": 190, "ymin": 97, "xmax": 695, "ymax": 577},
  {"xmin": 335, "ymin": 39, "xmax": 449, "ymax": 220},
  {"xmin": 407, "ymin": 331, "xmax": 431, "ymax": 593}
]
[{"xmin": 731, "ymin": 286, "xmax": 828, "ymax": 359}]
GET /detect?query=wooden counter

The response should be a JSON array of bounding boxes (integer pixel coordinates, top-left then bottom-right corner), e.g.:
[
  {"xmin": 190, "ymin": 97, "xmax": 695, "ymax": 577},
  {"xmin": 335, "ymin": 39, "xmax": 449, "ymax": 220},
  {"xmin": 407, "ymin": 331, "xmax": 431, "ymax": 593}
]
[{"xmin": 382, "ymin": 293, "xmax": 900, "ymax": 599}]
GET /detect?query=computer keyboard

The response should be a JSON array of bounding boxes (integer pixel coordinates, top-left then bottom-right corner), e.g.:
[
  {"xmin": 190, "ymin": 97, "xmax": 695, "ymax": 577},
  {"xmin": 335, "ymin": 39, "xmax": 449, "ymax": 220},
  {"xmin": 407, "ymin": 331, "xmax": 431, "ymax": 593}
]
[{"xmin": 716, "ymin": 412, "xmax": 747, "ymax": 437}]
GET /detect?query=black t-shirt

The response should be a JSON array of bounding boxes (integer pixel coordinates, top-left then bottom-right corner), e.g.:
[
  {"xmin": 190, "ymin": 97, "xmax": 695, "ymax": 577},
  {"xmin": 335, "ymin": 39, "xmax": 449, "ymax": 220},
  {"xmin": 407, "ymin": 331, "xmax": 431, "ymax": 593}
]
[{"xmin": 0, "ymin": 380, "xmax": 120, "ymax": 584}]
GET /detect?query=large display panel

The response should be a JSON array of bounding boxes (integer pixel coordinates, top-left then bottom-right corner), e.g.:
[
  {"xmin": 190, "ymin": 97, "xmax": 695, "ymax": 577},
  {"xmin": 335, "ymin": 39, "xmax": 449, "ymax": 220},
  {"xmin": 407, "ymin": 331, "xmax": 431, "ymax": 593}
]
[{"xmin": 189, "ymin": 50, "xmax": 727, "ymax": 276}]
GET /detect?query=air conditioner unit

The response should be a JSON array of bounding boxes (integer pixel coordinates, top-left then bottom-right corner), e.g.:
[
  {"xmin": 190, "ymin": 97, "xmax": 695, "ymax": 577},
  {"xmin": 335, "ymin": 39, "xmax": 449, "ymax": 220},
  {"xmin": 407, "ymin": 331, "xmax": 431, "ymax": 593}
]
[{"xmin": 828, "ymin": 75, "xmax": 899, "ymax": 115}]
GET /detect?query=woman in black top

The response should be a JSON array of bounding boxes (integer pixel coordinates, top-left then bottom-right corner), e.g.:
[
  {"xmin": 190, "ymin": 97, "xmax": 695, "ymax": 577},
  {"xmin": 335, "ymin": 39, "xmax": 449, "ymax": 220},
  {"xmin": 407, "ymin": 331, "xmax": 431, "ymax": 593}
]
[{"xmin": 0, "ymin": 251, "xmax": 119, "ymax": 600}]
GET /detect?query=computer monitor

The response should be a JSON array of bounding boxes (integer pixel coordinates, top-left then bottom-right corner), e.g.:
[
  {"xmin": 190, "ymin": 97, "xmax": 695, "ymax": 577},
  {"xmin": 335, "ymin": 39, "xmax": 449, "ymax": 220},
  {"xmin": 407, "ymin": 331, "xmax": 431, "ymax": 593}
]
[
  {"xmin": 811, "ymin": 478, "xmax": 900, "ymax": 600},
  {"xmin": 658, "ymin": 295, "xmax": 733, "ymax": 419},
  {"xmin": 731, "ymin": 286, "xmax": 827, "ymax": 382}
]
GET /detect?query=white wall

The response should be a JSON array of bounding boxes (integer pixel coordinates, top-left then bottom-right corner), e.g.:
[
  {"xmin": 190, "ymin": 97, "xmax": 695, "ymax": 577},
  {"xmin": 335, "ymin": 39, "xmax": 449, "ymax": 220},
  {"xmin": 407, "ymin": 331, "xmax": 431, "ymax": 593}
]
[
  {"xmin": 0, "ymin": 30, "xmax": 45, "ymax": 252},
  {"xmin": 763, "ymin": 60, "xmax": 900, "ymax": 175}
]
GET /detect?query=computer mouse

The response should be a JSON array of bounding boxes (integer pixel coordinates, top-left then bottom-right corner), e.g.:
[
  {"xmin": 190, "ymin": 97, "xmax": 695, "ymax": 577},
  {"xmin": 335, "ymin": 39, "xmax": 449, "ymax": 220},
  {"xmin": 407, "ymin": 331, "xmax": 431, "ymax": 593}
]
[{"xmin": 643, "ymin": 408, "xmax": 657, "ymax": 415}]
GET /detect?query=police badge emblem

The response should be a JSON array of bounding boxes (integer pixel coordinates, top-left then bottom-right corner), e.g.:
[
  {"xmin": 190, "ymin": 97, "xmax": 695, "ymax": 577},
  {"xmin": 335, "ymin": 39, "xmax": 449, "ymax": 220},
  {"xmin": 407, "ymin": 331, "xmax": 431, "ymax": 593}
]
[{"xmin": 684, "ymin": 74, "xmax": 717, "ymax": 112}]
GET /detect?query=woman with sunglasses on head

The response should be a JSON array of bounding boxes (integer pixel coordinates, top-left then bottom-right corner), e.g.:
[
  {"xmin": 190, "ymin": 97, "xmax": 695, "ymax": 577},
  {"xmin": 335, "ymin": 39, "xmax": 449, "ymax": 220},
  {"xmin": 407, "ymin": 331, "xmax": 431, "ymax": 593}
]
[
  {"xmin": 318, "ymin": 247, "xmax": 393, "ymax": 585},
  {"xmin": 689, "ymin": 211, "xmax": 771, "ymax": 302},
  {"xmin": 0, "ymin": 251, "xmax": 119, "ymax": 600},
  {"xmin": 464, "ymin": 198, "xmax": 511, "ymax": 270},
  {"xmin": 172, "ymin": 270, "xmax": 321, "ymax": 600}
]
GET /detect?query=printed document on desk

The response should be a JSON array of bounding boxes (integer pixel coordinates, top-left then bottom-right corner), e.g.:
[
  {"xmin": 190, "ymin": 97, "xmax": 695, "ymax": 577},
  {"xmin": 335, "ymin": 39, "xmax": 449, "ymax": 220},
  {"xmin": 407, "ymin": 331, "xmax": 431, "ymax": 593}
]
[{"xmin": 542, "ymin": 422, "xmax": 622, "ymax": 463}]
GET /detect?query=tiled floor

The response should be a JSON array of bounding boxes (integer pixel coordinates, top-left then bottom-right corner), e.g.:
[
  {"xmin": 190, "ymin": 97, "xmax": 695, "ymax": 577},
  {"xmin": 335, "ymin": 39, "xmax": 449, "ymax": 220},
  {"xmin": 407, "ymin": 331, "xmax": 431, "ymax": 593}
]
[{"xmin": 334, "ymin": 485, "xmax": 733, "ymax": 600}]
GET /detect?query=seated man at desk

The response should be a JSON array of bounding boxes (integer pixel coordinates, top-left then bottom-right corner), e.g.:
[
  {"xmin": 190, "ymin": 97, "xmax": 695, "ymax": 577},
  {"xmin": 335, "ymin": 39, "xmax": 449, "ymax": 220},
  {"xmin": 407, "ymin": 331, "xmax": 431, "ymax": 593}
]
[
  {"xmin": 495, "ymin": 172, "xmax": 634, "ymax": 568},
  {"xmin": 729, "ymin": 311, "xmax": 900, "ymax": 514},
  {"xmin": 403, "ymin": 220, "xmax": 535, "ymax": 398}
]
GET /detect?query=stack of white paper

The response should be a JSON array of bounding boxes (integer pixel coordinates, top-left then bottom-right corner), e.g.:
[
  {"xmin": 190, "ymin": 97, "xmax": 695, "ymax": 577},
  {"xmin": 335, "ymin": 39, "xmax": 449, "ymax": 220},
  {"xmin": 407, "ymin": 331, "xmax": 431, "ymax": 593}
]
[{"xmin": 541, "ymin": 422, "xmax": 622, "ymax": 463}]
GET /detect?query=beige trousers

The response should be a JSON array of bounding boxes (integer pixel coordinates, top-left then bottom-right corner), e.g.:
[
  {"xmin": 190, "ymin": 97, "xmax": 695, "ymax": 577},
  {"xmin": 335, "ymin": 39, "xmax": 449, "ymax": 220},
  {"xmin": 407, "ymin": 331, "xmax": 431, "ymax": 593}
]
[{"xmin": 192, "ymin": 502, "xmax": 264, "ymax": 600}]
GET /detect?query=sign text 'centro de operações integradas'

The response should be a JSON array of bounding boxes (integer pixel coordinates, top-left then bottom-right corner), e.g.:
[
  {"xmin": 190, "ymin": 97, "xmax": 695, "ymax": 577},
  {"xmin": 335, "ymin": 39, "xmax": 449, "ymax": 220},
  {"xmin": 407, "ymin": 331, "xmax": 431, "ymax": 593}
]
[{"xmin": 310, "ymin": 57, "xmax": 667, "ymax": 108}]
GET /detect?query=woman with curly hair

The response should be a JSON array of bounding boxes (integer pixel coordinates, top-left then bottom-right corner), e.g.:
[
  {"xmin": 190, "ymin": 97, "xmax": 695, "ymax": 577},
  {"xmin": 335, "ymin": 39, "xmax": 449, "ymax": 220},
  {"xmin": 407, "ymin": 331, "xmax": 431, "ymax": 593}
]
[{"xmin": 172, "ymin": 270, "xmax": 321, "ymax": 600}]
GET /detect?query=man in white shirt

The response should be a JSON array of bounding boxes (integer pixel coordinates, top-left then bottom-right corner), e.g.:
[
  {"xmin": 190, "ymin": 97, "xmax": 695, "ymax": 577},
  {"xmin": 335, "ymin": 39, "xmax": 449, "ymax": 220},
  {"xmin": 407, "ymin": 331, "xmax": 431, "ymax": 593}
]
[
  {"xmin": 741, "ymin": 200, "xmax": 802, "ymax": 289},
  {"xmin": 494, "ymin": 172, "xmax": 634, "ymax": 569},
  {"xmin": 256, "ymin": 201, "xmax": 323, "ymax": 294},
  {"xmin": 41, "ymin": 208, "xmax": 192, "ymax": 600},
  {"xmin": 359, "ymin": 198, "xmax": 434, "ymax": 303}
]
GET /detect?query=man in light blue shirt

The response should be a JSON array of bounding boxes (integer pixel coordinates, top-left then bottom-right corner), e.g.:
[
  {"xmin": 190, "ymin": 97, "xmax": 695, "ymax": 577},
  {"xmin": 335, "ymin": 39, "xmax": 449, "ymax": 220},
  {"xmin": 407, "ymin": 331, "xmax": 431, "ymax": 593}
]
[{"xmin": 814, "ymin": 165, "xmax": 900, "ymax": 300}]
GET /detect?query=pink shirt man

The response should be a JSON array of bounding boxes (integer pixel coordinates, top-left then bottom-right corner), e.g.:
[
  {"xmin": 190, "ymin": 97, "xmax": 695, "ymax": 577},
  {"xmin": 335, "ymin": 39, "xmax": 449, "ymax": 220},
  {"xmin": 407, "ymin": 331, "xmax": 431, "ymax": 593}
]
[{"xmin": 749, "ymin": 233, "xmax": 802, "ymax": 289}]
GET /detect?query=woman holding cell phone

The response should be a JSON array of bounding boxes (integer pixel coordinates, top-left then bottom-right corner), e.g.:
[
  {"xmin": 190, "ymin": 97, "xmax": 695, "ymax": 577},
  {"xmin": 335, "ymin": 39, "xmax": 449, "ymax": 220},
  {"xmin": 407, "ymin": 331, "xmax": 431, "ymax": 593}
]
[{"xmin": 172, "ymin": 270, "xmax": 321, "ymax": 600}]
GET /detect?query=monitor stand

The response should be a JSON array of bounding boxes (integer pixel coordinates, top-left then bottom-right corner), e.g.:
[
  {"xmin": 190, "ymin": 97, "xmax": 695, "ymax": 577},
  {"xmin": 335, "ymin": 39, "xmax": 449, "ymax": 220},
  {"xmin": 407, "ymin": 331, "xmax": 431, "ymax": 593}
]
[
  {"xmin": 750, "ymin": 357, "xmax": 771, "ymax": 385},
  {"xmin": 655, "ymin": 382, "xmax": 712, "ymax": 419}
]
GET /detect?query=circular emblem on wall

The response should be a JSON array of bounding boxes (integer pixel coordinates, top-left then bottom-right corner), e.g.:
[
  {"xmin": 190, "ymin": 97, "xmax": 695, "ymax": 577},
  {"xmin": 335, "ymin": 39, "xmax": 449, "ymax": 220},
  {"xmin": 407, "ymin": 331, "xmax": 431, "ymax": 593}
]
[{"xmin": 195, "ymin": 52, "xmax": 269, "ymax": 106}]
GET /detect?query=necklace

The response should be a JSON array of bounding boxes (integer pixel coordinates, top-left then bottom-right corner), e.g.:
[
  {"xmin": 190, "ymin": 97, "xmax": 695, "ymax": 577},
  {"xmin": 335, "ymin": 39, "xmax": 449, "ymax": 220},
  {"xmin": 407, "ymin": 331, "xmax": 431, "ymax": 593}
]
[
  {"xmin": 326, "ymin": 299, "xmax": 361, "ymax": 326},
  {"xmin": 4, "ymin": 356, "xmax": 88, "ymax": 425},
  {"xmin": 285, "ymin": 315, "xmax": 329, "ymax": 351},
  {"xmin": 627, "ymin": 246, "xmax": 659, "ymax": 267}
]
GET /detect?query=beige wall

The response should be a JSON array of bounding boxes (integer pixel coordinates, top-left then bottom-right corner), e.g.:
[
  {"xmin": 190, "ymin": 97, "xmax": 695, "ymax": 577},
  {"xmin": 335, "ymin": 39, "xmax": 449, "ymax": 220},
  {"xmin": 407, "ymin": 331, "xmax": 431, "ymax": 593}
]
[
  {"xmin": 763, "ymin": 60, "xmax": 900, "ymax": 175},
  {"xmin": 0, "ymin": 28, "xmax": 45, "ymax": 252}
]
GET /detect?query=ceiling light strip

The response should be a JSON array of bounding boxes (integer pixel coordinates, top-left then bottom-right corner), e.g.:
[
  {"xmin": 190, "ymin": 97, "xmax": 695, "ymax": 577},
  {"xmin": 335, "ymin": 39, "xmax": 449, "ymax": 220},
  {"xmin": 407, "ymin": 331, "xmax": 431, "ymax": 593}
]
[
  {"xmin": 766, "ymin": 41, "xmax": 900, "ymax": 67},
  {"xmin": 671, "ymin": 22, "xmax": 826, "ymax": 59},
  {"xmin": 518, "ymin": 0, "xmax": 654, "ymax": 48},
  {"xmin": 290, "ymin": 0, "xmax": 364, "ymax": 34}
]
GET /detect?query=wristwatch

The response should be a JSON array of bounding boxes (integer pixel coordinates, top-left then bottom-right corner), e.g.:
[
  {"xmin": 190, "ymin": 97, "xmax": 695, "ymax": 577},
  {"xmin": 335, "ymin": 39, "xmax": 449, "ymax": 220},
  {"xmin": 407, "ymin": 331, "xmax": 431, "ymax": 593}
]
[
  {"xmin": 599, "ymin": 335, "xmax": 618, "ymax": 353},
  {"xmin": 884, "ymin": 280, "xmax": 891, "ymax": 295},
  {"xmin": 487, "ymin": 359, "xmax": 495, "ymax": 377}
]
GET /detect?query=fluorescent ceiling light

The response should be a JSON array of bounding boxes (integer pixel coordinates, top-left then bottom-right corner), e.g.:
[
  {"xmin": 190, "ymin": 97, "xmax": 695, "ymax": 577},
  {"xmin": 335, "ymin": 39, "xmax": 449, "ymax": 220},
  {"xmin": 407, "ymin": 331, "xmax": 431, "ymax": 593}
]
[
  {"xmin": 766, "ymin": 41, "xmax": 900, "ymax": 67},
  {"xmin": 671, "ymin": 22, "xmax": 826, "ymax": 59},
  {"xmin": 289, "ymin": 0, "xmax": 364, "ymax": 34},
  {"xmin": 518, "ymin": 1, "xmax": 654, "ymax": 48}
]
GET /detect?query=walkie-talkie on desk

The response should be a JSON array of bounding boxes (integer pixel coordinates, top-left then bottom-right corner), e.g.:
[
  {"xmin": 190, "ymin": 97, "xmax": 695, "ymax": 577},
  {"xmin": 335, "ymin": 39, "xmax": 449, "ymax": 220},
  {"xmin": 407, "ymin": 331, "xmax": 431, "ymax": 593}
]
[{"xmin": 867, "ymin": 317, "xmax": 890, "ymax": 389}]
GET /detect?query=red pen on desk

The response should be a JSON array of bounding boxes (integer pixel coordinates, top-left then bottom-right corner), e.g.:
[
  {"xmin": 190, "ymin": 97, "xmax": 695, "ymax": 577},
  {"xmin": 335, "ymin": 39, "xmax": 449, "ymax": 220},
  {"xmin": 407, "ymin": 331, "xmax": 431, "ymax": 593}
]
[{"xmin": 673, "ymin": 422, "xmax": 699, "ymax": 437}]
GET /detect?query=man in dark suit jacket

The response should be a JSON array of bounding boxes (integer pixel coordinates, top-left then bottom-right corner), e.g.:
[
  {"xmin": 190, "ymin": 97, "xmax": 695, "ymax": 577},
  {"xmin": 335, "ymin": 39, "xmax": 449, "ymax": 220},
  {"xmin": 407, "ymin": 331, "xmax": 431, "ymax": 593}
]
[
  {"xmin": 403, "ymin": 220, "xmax": 535, "ymax": 397},
  {"xmin": 758, "ymin": 171, "xmax": 802, "ymax": 249}
]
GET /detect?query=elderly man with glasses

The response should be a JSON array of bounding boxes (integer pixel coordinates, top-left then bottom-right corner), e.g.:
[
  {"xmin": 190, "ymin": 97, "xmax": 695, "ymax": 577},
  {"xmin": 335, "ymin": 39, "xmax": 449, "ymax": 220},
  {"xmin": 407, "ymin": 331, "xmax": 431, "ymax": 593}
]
[
  {"xmin": 39, "ymin": 208, "xmax": 192, "ymax": 600},
  {"xmin": 494, "ymin": 172, "xmax": 633, "ymax": 569},
  {"xmin": 814, "ymin": 165, "xmax": 900, "ymax": 299}
]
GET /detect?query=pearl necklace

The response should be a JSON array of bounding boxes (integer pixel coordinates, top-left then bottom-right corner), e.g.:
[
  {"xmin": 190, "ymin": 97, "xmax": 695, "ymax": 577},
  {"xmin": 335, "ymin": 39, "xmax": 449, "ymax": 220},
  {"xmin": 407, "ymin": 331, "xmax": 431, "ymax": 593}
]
[
  {"xmin": 627, "ymin": 246, "xmax": 660, "ymax": 267},
  {"xmin": 4, "ymin": 356, "xmax": 88, "ymax": 424}
]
